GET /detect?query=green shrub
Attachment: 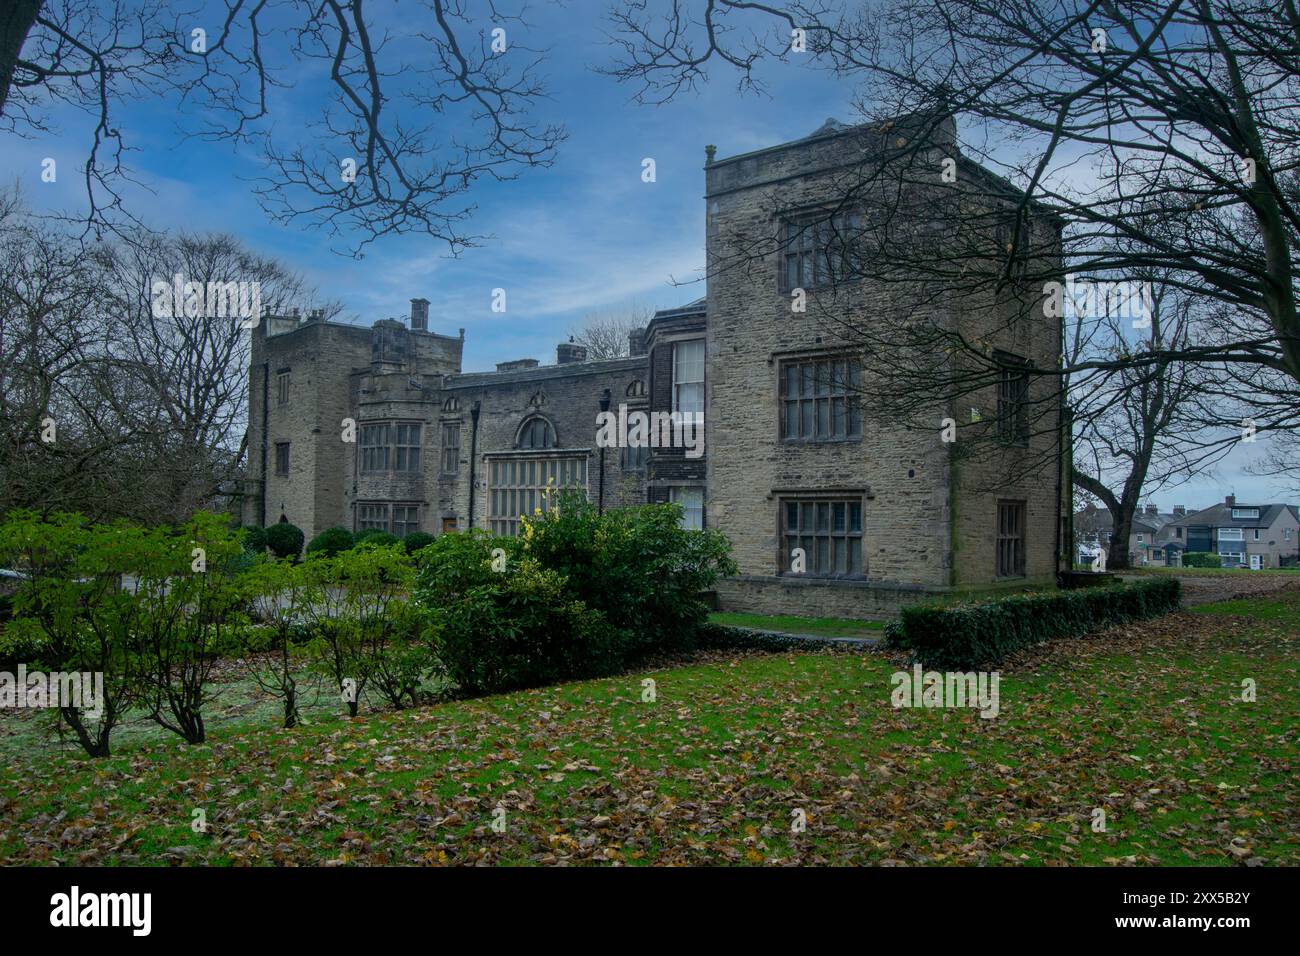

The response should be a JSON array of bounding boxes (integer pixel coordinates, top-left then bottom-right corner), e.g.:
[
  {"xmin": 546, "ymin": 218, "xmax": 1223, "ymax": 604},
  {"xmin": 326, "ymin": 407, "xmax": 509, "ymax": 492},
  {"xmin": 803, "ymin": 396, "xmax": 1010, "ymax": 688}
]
[
  {"xmin": 307, "ymin": 526, "xmax": 355, "ymax": 556},
  {"xmin": 883, "ymin": 619, "xmax": 904, "ymax": 647},
  {"xmin": 514, "ymin": 491, "xmax": 736, "ymax": 657},
  {"xmin": 264, "ymin": 522, "xmax": 305, "ymax": 559},
  {"xmin": 0, "ymin": 510, "xmax": 248, "ymax": 753},
  {"xmin": 240, "ymin": 557, "xmax": 316, "ymax": 728},
  {"xmin": 242, "ymin": 525, "xmax": 268, "ymax": 554},
  {"xmin": 355, "ymin": 529, "xmax": 398, "ymax": 548},
  {"xmin": 415, "ymin": 498, "xmax": 737, "ymax": 695},
  {"xmin": 402, "ymin": 531, "xmax": 436, "ymax": 555},
  {"xmin": 300, "ymin": 544, "xmax": 416, "ymax": 716},
  {"xmin": 368, "ymin": 602, "xmax": 434, "ymax": 709},
  {"xmin": 239, "ymin": 623, "xmax": 281, "ymax": 654},
  {"xmin": 418, "ymin": 532, "xmax": 610, "ymax": 694},
  {"xmin": 0, "ymin": 591, "xmax": 44, "ymax": 667},
  {"xmin": 1182, "ymin": 552, "xmax": 1222, "ymax": 568},
  {"xmin": 892, "ymin": 578, "xmax": 1181, "ymax": 669}
]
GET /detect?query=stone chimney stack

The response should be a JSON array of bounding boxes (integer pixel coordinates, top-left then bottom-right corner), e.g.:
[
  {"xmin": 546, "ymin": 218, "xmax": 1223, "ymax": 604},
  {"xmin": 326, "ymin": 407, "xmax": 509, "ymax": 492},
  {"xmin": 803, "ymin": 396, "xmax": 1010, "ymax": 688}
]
[
  {"xmin": 1225, "ymin": 494, "xmax": 1236, "ymax": 508},
  {"xmin": 410, "ymin": 297, "xmax": 430, "ymax": 332},
  {"xmin": 1173, "ymin": 505, "xmax": 1186, "ymax": 517},
  {"xmin": 1145, "ymin": 504, "xmax": 1158, "ymax": 516},
  {"xmin": 556, "ymin": 342, "xmax": 587, "ymax": 365}
]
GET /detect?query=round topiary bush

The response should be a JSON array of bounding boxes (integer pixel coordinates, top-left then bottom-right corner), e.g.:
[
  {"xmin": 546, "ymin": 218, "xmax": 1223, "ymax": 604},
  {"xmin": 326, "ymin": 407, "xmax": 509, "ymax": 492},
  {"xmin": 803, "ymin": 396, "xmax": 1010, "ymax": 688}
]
[
  {"xmin": 402, "ymin": 531, "xmax": 435, "ymax": 555},
  {"xmin": 264, "ymin": 522, "xmax": 305, "ymax": 559},
  {"xmin": 307, "ymin": 526, "xmax": 355, "ymax": 557},
  {"xmin": 355, "ymin": 529, "xmax": 399, "ymax": 548}
]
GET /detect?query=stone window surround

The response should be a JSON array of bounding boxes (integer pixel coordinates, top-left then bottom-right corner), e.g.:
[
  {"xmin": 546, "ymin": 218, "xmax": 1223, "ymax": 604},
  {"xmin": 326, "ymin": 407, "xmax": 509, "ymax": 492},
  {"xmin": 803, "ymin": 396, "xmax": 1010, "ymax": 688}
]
[
  {"xmin": 485, "ymin": 449, "xmax": 591, "ymax": 536},
  {"xmin": 356, "ymin": 500, "xmax": 423, "ymax": 536},
  {"xmin": 768, "ymin": 346, "xmax": 867, "ymax": 443},
  {"xmin": 671, "ymin": 340, "xmax": 705, "ymax": 417},
  {"xmin": 769, "ymin": 201, "xmax": 863, "ymax": 291},
  {"xmin": 439, "ymin": 419, "xmax": 461, "ymax": 475},
  {"xmin": 775, "ymin": 351, "xmax": 863, "ymax": 444},
  {"xmin": 515, "ymin": 413, "xmax": 558, "ymax": 450},
  {"xmin": 996, "ymin": 498, "xmax": 1027, "ymax": 579},
  {"xmin": 774, "ymin": 489, "xmax": 868, "ymax": 579},
  {"xmin": 359, "ymin": 419, "xmax": 425, "ymax": 476},
  {"xmin": 619, "ymin": 396, "xmax": 650, "ymax": 472},
  {"xmin": 668, "ymin": 484, "xmax": 706, "ymax": 531},
  {"xmin": 759, "ymin": 489, "xmax": 873, "ymax": 580},
  {"xmin": 995, "ymin": 350, "xmax": 1032, "ymax": 447}
]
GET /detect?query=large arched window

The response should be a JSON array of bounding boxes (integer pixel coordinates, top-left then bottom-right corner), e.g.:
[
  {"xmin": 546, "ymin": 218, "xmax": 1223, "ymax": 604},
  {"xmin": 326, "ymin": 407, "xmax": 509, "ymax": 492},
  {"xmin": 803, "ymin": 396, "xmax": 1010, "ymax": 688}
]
[{"xmin": 516, "ymin": 415, "xmax": 556, "ymax": 449}]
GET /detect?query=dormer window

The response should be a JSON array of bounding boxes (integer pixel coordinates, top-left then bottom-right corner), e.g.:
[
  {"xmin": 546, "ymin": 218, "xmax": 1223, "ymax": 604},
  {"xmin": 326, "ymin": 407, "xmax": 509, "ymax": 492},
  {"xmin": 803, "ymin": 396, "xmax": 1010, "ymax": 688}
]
[{"xmin": 1232, "ymin": 507, "xmax": 1259, "ymax": 519}]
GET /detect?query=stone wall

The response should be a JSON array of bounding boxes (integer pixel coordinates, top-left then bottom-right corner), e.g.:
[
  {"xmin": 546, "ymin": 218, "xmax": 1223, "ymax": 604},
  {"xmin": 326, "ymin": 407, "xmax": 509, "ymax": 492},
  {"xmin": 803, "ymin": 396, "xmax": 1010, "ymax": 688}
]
[
  {"xmin": 440, "ymin": 357, "xmax": 649, "ymax": 531},
  {"xmin": 245, "ymin": 316, "xmax": 462, "ymax": 538},
  {"xmin": 243, "ymin": 117, "xmax": 1066, "ymax": 619},
  {"xmin": 703, "ymin": 118, "xmax": 1063, "ymax": 613},
  {"xmin": 705, "ymin": 123, "xmax": 957, "ymax": 615}
]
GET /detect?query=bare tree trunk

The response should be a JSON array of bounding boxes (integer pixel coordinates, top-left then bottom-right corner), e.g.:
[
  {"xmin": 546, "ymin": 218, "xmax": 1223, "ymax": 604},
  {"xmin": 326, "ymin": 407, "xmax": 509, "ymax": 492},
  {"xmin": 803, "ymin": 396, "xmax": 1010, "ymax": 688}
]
[
  {"xmin": 0, "ymin": 0, "xmax": 41, "ymax": 118},
  {"xmin": 1074, "ymin": 472, "xmax": 1143, "ymax": 572},
  {"xmin": 60, "ymin": 705, "xmax": 112, "ymax": 758}
]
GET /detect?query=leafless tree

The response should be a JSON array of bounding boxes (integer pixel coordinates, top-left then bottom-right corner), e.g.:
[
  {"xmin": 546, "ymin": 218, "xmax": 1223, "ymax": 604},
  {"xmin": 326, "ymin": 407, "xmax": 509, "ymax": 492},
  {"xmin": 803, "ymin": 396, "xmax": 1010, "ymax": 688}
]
[
  {"xmin": 569, "ymin": 303, "xmax": 655, "ymax": 359},
  {"xmin": 2, "ymin": 0, "xmax": 565, "ymax": 253},
  {"xmin": 601, "ymin": 0, "xmax": 1300, "ymax": 452},
  {"xmin": 1067, "ymin": 281, "xmax": 1217, "ymax": 568},
  {"xmin": 0, "ymin": 194, "xmax": 322, "ymax": 522},
  {"xmin": 0, "ymin": 191, "xmax": 133, "ymax": 517},
  {"xmin": 96, "ymin": 228, "xmax": 324, "ymax": 519}
]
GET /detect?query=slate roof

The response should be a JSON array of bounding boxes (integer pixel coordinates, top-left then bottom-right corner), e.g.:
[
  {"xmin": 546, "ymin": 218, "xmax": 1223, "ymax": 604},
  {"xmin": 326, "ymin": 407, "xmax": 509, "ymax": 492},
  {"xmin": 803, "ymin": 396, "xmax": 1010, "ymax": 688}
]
[
  {"xmin": 1072, "ymin": 507, "xmax": 1178, "ymax": 535},
  {"xmin": 1169, "ymin": 502, "xmax": 1291, "ymax": 529}
]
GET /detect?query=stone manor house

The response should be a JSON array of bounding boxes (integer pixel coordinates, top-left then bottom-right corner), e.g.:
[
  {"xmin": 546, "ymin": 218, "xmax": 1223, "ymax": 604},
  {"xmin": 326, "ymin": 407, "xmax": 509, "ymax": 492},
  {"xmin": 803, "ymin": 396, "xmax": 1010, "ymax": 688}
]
[{"xmin": 242, "ymin": 118, "xmax": 1066, "ymax": 617}]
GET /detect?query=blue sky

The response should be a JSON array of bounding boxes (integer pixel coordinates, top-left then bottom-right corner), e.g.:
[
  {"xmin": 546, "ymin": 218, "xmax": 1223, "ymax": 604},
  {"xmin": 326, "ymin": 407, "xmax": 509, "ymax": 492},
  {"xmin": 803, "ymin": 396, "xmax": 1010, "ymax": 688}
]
[{"xmin": 3, "ymin": 0, "xmax": 1290, "ymax": 507}]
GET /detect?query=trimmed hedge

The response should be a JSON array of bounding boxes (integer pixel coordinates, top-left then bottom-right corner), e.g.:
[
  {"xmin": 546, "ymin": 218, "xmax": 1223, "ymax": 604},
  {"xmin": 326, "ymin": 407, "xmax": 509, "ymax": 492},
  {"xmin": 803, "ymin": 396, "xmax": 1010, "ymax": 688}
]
[
  {"xmin": 264, "ymin": 522, "xmax": 305, "ymax": 559},
  {"xmin": 355, "ymin": 529, "xmax": 398, "ymax": 548},
  {"xmin": 307, "ymin": 526, "xmax": 355, "ymax": 556},
  {"xmin": 242, "ymin": 525, "xmax": 268, "ymax": 554},
  {"xmin": 1182, "ymin": 552, "xmax": 1222, "ymax": 568},
  {"xmin": 891, "ymin": 578, "xmax": 1181, "ymax": 669},
  {"xmin": 402, "ymin": 531, "xmax": 435, "ymax": 555},
  {"xmin": 697, "ymin": 622, "xmax": 864, "ymax": 654}
]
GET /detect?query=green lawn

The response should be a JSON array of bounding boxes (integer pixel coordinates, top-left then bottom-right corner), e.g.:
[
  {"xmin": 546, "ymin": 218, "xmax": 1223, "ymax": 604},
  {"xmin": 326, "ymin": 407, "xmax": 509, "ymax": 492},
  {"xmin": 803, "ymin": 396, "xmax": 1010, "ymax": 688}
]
[
  {"xmin": 1190, "ymin": 592, "xmax": 1300, "ymax": 623},
  {"xmin": 1, "ymin": 590, "xmax": 1296, "ymax": 866},
  {"xmin": 708, "ymin": 611, "xmax": 885, "ymax": 636}
]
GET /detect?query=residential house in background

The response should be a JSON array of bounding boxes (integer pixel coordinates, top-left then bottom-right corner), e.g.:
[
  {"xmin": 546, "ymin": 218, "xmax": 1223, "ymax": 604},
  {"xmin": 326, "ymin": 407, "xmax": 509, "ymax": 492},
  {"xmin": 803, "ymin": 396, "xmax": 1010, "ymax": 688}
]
[
  {"xmin": 1074, "ymin": 498, "xmax": 1300, "ymax": 568},
  {"xmin": 1074, "ymin": 503, "xmax": 1184, "ymax": 566},
  {"xmin": 1169, "ymin": 496, "xmax": 1300, "ymax": 569}
]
